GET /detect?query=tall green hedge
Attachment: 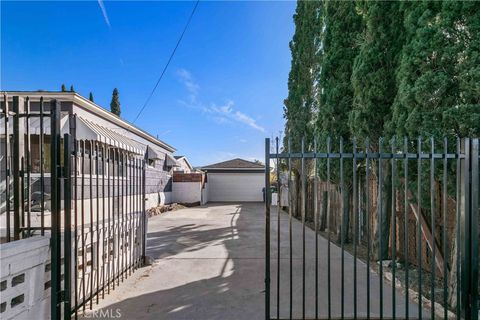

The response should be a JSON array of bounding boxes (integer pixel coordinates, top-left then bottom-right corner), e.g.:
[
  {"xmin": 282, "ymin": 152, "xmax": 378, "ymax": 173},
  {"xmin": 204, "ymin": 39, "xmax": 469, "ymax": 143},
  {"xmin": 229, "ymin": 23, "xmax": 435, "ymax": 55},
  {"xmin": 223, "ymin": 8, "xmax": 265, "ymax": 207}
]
[{"xmin": 284, "ymin": 0, "xmax": 480, "ymax": 151}]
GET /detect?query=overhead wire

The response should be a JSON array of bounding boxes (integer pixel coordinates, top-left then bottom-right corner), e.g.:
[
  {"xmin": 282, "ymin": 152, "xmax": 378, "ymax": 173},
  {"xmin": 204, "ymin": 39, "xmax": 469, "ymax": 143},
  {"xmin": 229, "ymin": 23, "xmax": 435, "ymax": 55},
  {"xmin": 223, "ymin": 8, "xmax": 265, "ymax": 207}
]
[{"xmin": 132, "ymin": 0, "xmax": 200, "ymax": 124}]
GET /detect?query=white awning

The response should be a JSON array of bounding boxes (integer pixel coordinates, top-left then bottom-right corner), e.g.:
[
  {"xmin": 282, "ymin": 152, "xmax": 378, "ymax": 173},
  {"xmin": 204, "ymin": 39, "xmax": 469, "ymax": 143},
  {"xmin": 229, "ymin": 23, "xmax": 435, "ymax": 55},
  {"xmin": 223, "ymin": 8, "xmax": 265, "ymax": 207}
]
[
  {"xmin": 146, "ymin": 145, "xmax": 163, "ymax": 160},
  {"xmin": 1, "ymin": 114, "xmax": 147, "ymax": 155},
  {"xmin": 165, "ymin": 153, "xmax": 179, "ymax": 167},
  {"xmin": 76, "ymin": 117, "xmax": 146, "ymax": 155}
]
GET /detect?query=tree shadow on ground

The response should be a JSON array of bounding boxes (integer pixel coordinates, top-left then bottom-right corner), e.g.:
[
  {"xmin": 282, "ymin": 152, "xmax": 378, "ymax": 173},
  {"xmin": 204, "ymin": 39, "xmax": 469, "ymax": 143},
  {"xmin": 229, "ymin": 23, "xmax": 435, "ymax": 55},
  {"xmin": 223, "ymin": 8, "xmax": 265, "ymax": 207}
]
[{"xmin": 91, "ymin": 203, "xmax": 265, "ymax": 320}]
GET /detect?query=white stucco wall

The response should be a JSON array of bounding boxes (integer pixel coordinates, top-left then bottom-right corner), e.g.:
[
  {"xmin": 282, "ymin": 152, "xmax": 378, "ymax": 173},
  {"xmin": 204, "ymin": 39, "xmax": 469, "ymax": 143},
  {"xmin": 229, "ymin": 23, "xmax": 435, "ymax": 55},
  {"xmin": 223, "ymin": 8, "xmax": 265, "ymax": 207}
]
[
  {"xmin": 172, "ymin": 182, "xmax": 202, "ymax": 204},
  {"xmin": 201, "ymin": 183, "xmax": 209, "ymax": 205},
  {"xmin": 164, "ymin": 192, "xmax": 172, "ymax": 205},
  {"xmin": 145, "ymin": 191, "xmax": 172, "ymax": 209}
]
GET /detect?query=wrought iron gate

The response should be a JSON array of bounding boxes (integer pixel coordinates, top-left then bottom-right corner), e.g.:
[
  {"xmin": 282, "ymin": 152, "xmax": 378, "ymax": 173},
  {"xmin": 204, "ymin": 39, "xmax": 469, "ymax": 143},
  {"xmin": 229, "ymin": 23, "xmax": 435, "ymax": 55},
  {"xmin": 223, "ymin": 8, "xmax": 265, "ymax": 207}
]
[
  {"xmin": 2, "ymin": 95, "xmax": 147, "ymax": 319},
  {"xmin": 264, "ymin": 137, "xmax": 478, "ymax": 320}
]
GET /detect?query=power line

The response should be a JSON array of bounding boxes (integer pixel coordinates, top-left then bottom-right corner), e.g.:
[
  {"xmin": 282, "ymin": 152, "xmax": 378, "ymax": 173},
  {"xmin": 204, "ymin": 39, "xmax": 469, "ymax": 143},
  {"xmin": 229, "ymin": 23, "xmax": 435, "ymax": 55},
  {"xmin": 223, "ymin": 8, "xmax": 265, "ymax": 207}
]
[{"xmin": 132, "ymin": 0, "xmax": 200, "ymax": 124}]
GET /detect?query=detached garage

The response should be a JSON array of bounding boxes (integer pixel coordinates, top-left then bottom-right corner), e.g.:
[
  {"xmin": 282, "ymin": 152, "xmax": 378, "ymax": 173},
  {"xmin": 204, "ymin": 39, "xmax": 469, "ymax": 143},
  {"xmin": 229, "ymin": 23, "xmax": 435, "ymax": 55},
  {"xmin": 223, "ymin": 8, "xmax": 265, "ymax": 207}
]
[{"xmin": 201, "ymin": 158, "xmax": 265, "ymax": 202}]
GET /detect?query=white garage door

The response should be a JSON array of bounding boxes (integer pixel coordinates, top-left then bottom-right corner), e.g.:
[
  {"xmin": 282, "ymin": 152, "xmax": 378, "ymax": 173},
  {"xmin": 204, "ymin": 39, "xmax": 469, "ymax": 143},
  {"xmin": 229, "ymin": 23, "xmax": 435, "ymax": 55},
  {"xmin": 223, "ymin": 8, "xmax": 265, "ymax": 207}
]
[{"xmin": 207, "ymin": 172, "xmax": 264, "ymax": 202}]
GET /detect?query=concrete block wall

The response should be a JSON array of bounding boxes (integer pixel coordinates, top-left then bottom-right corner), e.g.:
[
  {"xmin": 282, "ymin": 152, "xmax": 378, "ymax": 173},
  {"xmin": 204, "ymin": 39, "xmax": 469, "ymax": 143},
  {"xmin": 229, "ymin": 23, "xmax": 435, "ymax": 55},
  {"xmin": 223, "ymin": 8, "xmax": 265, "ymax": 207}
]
[
  {"xmin": 73, "ymin": 214, "xmax": 144, "ymax": 310},
  {"xmin": 0, "ymin": 213, "xmax": 144, "ymax": 320},
  {"xmin": 145, "ymin": 166, "xmax": 172, "ymax": 194},
  {"xmin": 0, "ymin": 236, "xmax": 50, "ymax": 320}
]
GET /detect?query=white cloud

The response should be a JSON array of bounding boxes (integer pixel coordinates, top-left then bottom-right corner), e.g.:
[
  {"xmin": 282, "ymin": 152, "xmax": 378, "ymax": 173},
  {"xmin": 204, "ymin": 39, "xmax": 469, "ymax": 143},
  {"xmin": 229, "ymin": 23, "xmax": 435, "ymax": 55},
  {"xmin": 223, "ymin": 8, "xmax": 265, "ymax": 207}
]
[
  {"xmin": 211, "ymin": 101, "xmax": 265, "ymax": 132},
  {"xmin": 177, "ymin": 70, "xmax": 265, "ymax": 132},
  {"xmin": 233, "ymin": 110, "xmax": 265, "ymax": 132},
  {"xmin": 177, "ymin": 68, "xmax": 200, "ymax": 105},
  {"xmin": 97, "ymin": 0, "xmax": 111, "ymax": 27}
]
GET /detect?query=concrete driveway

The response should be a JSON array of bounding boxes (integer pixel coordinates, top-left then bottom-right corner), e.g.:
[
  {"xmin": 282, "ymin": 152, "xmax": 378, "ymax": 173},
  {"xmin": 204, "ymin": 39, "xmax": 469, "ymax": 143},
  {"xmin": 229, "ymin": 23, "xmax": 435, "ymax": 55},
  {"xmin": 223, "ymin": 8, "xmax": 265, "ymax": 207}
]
[
  {"xmin": 82, "ymin": 203, "xmax": 421, "ymax": 320},
  {"xmin": 82, "ymin": 203, "xmax": 266, "ymax": 320}
]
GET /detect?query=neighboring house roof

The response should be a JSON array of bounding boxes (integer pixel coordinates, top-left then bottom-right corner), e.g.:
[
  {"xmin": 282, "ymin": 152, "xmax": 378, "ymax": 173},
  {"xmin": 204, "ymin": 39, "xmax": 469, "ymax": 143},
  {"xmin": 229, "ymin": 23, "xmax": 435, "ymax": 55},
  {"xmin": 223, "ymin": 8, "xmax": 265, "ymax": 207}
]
[
  {"xmin": 174, "ymin": 155, "xmax": 193, "ymax": 170},
  {"xmin": 201, "ymin": 158, "xmax": 265, "ymax": 170},
  {"xmin": 3, "ymin": 91, "xmax": 176, "ymax": 152}
]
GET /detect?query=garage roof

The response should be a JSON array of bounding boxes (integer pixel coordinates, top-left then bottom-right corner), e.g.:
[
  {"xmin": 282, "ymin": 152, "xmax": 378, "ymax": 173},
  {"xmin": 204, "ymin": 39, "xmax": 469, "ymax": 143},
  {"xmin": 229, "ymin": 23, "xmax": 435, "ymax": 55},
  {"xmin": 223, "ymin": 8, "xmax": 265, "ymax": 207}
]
[{"xmin": 201, "ymin": 158, "xmax": 265, "ymax": 170}]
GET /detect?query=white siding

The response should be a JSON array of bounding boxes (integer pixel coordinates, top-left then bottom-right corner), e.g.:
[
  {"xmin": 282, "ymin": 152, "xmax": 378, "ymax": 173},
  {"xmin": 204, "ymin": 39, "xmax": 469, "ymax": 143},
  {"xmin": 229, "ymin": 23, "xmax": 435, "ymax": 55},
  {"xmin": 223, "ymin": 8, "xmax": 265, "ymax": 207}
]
[
  {"xmin": 173, "ymin": 158, "xmax": 192, "ymax": 173},
  {"xmin": 207, "ymin": 172, "xmax": 264, "ymax": 202}
]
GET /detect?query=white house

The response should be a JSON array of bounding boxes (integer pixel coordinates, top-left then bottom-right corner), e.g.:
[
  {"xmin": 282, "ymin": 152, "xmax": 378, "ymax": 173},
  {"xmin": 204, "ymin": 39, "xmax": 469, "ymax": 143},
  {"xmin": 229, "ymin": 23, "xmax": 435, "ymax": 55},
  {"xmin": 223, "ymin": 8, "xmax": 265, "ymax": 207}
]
[
  {"xmin": 200, "ymin": 158, "xmax": 265, "ymax": 202},
  {"xmin": 2, "ymin": 91, "xmax": 177, "ymax": 208},
  {"xmin": 173, "ymin": 155, "xmax": 194, "ymax": 173}
]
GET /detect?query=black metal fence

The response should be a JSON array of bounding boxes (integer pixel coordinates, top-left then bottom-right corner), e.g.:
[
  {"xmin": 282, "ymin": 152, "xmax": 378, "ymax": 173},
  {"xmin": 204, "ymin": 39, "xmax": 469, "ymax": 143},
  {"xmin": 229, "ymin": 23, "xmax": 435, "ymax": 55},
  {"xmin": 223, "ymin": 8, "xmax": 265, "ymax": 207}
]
[
  {"xmin": 1, "ymin": 95, "xmax": 51, "ymax": 242},
  {"xmin": 265, "ymin": 137, "xmax": 479, "ymax": 320},
  {"xmin": 1, "ymin": 95, "xmax": 147, "ymax": 319}
]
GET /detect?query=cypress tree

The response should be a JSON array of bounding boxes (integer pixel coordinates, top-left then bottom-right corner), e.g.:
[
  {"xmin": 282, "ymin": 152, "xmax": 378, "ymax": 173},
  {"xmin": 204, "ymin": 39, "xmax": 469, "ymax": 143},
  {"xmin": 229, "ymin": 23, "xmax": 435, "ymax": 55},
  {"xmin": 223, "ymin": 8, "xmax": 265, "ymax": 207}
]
[
  {"xmin": 89, "ymin": 92, "xmax": 94, "ymax": 102},
  {"xmin": 283, "ymin": 0, "xmax": 322, "ymax": 153},
  {"xmin": 389, "ymin": 1, "xmax": 448, "ymax": 139},
  {"xmin": 388, "ymin": 2, "xmax": 447, "ymax": 219},
  {"xmin": 61, "ymin": 84, "xmax": 67, "ymax": 92},
  {"xmin": 313, "ymin": 1, "xmax": 362, "ymax": 243},
  {"xmin": 316, "ymin": 1, "xmax": 362, "ymax": 242},
  {"xmin": 283, "ymin": 0, "xmax": 322, "ymax": 219},
  {"xmin": 441, "ymin": 1, "xmax": 480, "ymax": 137},
  {"xmin": 110, "ymin": 88, "xmax": 121, "ymax": 116},
  {"xmin": 316, "ymin": 1, "xmax": 362, "ymax": 150},
  {"xmin": 350, "ymin": 1, "xmax": 405, "ymax": 146},
  {"xmin": 387, "ymin": 0, "xmax": 479, "ymax": 189},
  {"xmin": 280, "ymin": 0, "xmax": 480, "ymax": 306},
  {"xmin": 388, "ymin": 3, "xmax": 480, "ymax": 306},
  {"xmin": 350, "ymin": 1, "xmax": 405, "ymax": 259},
  {"xmin": 437, "ymin": 1, "xmax": 480, "ymax": 308}
]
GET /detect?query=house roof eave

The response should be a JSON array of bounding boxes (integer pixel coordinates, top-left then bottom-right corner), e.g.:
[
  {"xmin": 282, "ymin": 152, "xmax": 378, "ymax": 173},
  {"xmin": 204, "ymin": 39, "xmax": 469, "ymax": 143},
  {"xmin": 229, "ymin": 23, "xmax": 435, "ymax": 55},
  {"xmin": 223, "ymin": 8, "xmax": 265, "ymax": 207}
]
[{"xmin": 2, "ymin": 91, "xmax": 176, "ymax": 153}]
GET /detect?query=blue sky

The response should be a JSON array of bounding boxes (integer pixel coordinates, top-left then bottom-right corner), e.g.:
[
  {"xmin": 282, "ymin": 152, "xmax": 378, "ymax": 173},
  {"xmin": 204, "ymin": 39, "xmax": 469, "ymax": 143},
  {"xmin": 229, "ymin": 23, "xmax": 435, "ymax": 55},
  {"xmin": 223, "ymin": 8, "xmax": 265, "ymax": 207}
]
[{"xmin": 1, "ymin": 1, "xmax": 295, "ymax": 166}]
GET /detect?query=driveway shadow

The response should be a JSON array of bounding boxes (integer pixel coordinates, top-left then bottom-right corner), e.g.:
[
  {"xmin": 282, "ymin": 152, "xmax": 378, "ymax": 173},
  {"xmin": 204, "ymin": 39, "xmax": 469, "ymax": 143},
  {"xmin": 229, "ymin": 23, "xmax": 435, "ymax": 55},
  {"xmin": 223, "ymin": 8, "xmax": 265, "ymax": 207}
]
[{"xmin": 87, "ymin": 203, "xmax": 265, "ymax": 320}]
